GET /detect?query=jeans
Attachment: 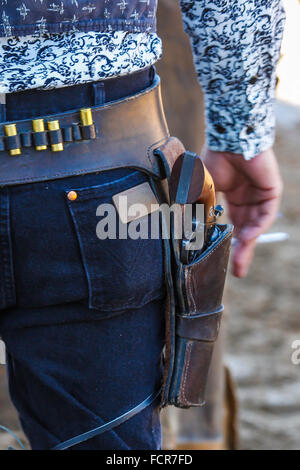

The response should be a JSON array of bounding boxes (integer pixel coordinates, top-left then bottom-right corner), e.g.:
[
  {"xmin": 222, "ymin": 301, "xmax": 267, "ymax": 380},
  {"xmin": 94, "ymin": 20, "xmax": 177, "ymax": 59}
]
[{"xmin": 0, "ymin": 76, "xmax": 166, "ymax": 450}]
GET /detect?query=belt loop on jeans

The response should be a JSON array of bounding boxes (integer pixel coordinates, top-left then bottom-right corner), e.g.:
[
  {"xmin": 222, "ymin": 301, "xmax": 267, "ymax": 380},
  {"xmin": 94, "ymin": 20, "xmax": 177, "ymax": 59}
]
[{"xmin": 93, "ymin": 82, "xmax": 106, "ymax": 106}]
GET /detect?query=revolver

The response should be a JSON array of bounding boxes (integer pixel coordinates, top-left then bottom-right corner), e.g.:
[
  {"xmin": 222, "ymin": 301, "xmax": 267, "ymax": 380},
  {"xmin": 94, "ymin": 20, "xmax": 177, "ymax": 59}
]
[{"xmin": 169, "ymin": 151, "xmax": 223, "ymax": 264}]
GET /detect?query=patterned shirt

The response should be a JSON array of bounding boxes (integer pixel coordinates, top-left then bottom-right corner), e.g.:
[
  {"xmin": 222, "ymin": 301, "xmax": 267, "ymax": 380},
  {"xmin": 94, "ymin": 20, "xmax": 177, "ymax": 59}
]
[{"xmin": 0, "ymin": 0, "xmax": 286, "ymax": 159}]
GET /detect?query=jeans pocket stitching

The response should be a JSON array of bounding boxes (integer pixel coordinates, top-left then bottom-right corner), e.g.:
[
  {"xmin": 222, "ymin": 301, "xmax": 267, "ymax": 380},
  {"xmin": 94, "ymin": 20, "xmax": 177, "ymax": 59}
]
[
  {"xmin": 0, "ymin": 188, "xmax": 16, "ymax": 310},
  {"xmin": 64, "ymin": 170, "xmax": 141, "ymax": 201},
  {"xmin": 65, "ymin": 173, "xmax": 164, "ymax": 312}
]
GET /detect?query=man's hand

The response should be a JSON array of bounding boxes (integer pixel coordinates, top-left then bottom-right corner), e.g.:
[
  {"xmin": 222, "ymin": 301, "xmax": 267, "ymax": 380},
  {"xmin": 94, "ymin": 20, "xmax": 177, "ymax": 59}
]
[{"xmin": 201, "ymin": 147, "xmax": 283, "ymax": 278}]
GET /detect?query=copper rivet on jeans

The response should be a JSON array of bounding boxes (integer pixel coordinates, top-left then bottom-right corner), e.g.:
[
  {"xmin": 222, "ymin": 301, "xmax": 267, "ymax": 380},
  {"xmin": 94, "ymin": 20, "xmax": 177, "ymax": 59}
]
[{"xmin": 67, "ymin": 191, "xmax": 78, "ymax": 201}]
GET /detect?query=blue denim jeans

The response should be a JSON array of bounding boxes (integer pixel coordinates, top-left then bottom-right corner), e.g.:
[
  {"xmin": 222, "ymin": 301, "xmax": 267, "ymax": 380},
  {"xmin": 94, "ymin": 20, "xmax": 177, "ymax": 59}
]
[{"xmin": 0, "ymin": 78, "xmax": 166, "ymax": 450}]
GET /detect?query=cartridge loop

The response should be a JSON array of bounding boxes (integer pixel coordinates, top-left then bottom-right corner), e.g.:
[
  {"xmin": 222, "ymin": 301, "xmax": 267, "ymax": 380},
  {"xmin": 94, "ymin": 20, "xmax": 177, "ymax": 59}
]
[
  {"xmin": 48, "ymin": 129, "xmax": 63, "ymax": 146},
  {"xmin": 21, "ymin": 133, "xmax": 33, "ymax": 148},
  {"xmin": 33, "ymin": 131, "xmax": 48, "ymax": 148},
  {"xmin": 6, "ymin": 134, "xmax": 21, "ymax": 151},
  {"xmin": 81, "ymin": 124, "xmax": 96, "ymax": 141},
  {"xmin": 0, "ymin": 108, "xmax": 97, "ymax": 156}
]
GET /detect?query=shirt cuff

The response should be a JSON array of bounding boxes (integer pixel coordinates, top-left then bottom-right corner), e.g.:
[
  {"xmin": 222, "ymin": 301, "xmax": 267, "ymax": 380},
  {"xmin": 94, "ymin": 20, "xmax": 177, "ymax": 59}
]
[{"xmin": 204, "ymin": 92, "xmax": 277, "ymax": 160}]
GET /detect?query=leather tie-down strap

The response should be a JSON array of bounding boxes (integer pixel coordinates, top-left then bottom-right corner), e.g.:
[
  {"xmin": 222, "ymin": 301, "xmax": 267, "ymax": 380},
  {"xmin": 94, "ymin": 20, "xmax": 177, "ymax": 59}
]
[
  {"xmin": 52, "ymin": 389, "xmax": 161, "ymax": 450},
  {"xmin": 0, "ymin": 390, "xmax": 161, "ymax": 450},
  {"xmin": 0, "ymin": 76, "xmax": 169, "ymax": 186},
  {"xmin": 0, "ymin": 424, "xmax": 26, "ymax": 450}
]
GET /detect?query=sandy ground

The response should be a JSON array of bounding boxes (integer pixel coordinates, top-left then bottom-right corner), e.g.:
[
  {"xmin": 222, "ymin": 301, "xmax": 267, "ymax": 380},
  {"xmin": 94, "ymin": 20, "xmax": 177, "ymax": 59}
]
[
  {"xmin": 225, "ymin": 101, "xmax": 300, "ymax": 450},
  {"xmin": 0, "ymin": 101, "xmax": 299, "ymax": 450}
]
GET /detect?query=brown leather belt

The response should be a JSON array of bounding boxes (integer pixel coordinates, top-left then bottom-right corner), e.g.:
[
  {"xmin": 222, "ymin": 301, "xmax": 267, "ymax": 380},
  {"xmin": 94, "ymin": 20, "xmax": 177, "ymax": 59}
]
[{"xmin": 0, "ymin": 76, "xmax": 169, "ymax": 187}]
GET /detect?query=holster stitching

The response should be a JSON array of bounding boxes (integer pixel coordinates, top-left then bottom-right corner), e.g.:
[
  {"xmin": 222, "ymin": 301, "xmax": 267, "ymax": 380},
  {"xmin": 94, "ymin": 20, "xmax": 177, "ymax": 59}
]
[
  {"xmin": 179, "ymin": 342, "xmax": 193, "ymax": 406},
  {"xmin": 186, "ymin": 268, "xmax": 196, "ymax": 314},
  {"xmin": 186, "ymin": 232, "xmax": 232, "ymax": 270}
]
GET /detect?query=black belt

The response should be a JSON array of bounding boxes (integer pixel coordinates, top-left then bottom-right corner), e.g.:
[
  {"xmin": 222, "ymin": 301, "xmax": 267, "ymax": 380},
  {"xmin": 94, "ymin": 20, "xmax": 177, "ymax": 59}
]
[
  {"xmin": 0, "ymin": 75, "xmax": 169, "ymax": 187},
  {"xmin": 5, "ymin": 66, "xmax": 155, "ymax": 122}
]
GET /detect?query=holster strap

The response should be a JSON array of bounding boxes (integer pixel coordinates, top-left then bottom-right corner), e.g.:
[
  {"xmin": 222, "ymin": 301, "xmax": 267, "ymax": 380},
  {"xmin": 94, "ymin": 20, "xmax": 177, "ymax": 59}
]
[
  {"xmin": 176, "ymin": 307, "xmax": 224, "ymax": 342},
  {"xmin": 52, "ymin": 389, "xmax": 161, "ymax": 451}
]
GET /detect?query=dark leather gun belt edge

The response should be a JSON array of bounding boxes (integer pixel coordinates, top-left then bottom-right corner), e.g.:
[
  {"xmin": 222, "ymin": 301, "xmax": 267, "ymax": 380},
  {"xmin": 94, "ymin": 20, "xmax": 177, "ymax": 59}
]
[{"xmin": 0, "ymin": 76, "xmax": 169, "ymax": 187}]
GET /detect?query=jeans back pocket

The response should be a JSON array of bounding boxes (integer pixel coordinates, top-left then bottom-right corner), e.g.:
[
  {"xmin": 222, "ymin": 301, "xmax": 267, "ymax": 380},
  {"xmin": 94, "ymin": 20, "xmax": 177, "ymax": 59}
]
[{"xmin": 66, "ymin": 171, "xmax": 165, "ymax": 314}]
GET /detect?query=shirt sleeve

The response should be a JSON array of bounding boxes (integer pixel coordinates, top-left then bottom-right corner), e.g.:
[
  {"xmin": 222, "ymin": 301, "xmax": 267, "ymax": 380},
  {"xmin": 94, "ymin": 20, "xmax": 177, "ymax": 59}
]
[{"xmin": 180, "ymin": 0, "xmax": 286, "ymax": 159}]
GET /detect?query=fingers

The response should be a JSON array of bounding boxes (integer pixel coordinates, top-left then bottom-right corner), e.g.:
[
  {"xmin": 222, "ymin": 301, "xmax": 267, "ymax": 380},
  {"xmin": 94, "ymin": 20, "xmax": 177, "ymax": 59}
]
[
  {"xmin": 203, "ymin": 146, "xmax": 283, "ymax": 278},
  {"xmin": 232, "ymin": 238, "xmax": 256, "ymax": 278},
  {"xmin": 231, "ymin": 198, "xmax": 280, "ymax": 278},
  {"xmin": 239, "ymin": 197, "xmax": 280, "ymax": 242}
]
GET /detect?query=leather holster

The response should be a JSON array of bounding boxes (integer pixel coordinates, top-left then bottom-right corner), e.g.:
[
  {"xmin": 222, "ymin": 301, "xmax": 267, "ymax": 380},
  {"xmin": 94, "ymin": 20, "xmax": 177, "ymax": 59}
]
[{"xmin": 153, "ymin": 137, "xmax": 233, "ymax": 408}]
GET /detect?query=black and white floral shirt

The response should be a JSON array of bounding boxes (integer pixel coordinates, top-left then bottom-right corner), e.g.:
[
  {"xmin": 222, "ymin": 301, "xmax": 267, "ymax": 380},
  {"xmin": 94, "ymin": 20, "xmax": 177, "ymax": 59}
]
[{"xmin": 0, "ymin": 0, "xmax": 285, "ymax": 159}]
